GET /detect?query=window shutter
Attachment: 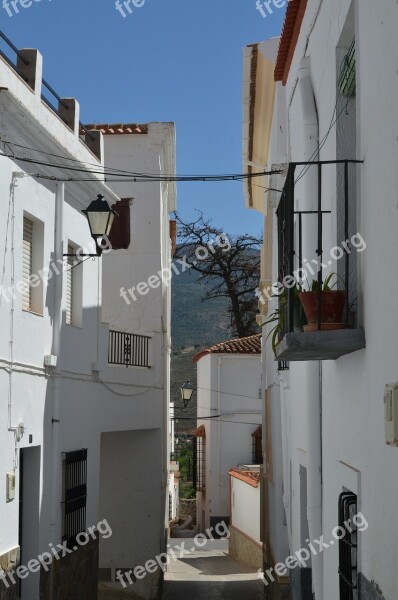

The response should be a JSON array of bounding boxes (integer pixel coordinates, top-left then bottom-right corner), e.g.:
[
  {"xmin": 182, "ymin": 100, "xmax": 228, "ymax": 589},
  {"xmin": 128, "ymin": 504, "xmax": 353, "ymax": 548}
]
[
  {"xmin": 22, "ymin": 217, "xmax": 33, "ymax": 311},
  {"xmin": 170, "ymin": 220, "xmax": 177, "ymax": 256},
  {"xmin": 66, "ymin": 246, "xmax": 73, "ymax": 325},
  {"xmin": 108, "ymin": 198, "xmax": 131, "ymax": 250}
]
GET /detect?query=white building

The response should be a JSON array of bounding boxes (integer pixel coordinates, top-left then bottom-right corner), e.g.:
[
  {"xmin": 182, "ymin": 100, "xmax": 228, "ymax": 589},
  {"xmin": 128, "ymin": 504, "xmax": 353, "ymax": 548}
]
[
  {"xmin": 0, "ymin": 36, "xmax": 176, "ymax": 600},
  {"xmin": 169, "ymin": 402, "xmax": 180, "ymax": 522},
  {"xmin": 193, "ymin": 335, "xmax": 262, "ymax": 534},
  {"xmin": 228, "ymin": 467, "xmax": 261, "ymax": 569},
  {"xmin": 243, "ymin": 2, "xmax": 398, "ymax": 600}
]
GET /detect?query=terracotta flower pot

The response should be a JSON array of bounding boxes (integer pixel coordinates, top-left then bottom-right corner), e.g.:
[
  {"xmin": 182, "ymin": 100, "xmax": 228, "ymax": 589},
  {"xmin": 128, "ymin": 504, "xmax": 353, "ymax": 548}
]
[{"xmin": 298, "ymin": 291, "xmax": 346, "ymax": 329}]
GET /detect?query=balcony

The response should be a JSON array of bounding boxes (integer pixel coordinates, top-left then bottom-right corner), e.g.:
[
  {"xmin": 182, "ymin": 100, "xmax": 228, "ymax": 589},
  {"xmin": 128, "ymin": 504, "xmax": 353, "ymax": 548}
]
[
  {"xmin": 0, "ymin": 31, "xmax": 100, "ymax": 157},
  {"xmin": 274, "ymin": 160, "xmax": 366, "ymax": 362},
  {"xmin": 108, "ymin": 330, "xmax": 151, "ymax": 368}
]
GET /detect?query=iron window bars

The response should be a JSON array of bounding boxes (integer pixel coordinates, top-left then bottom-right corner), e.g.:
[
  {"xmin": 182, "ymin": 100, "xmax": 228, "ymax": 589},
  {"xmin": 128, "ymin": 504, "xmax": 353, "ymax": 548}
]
[
  {"xmin": 278, "ymin": 360, "xmax": 289, "ymax": 372},
  {"xmin": 338, "ymin": 492, "xmax": 358, "ymax": 599},
  {"xmin": 338, "ymin": 40, "xmax": 356, "ymax": 98},
  {"xmin": 193, "ymin": 435, "xmax": 205, "ymax": 492},
  {"xmin": 62, "ymin": 449, "xmax": 88, "ymax": 550},
  {"xmin": 277, "ymin": 160, "xmax": 362, "ymax": 338},
  {"xmin": 108, "ymin": 330, "xmax": 151, "ymax": 368}
]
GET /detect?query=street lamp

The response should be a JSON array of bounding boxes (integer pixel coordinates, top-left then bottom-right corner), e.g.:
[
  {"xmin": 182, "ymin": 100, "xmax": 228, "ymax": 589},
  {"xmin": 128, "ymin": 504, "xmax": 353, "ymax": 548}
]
[
  {"xmin": 64, "ymin": 194, "xmax": 117, "ymax": 258},
  {"xmin": 180, "ymin": 381, "xmax": 195, "ymax": 409}
]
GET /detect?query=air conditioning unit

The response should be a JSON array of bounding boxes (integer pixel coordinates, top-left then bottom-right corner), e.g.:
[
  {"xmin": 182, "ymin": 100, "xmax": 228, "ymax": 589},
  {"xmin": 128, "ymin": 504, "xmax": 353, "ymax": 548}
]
[{"xmin": 384, "ymin": 384, "xmax": 398, "ymax": 446}]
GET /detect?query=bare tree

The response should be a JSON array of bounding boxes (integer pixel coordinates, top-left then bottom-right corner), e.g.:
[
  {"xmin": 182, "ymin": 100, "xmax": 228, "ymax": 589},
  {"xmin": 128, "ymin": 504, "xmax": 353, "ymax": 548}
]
[{"xmin": 174, "ymin": 213, "xmax": 261, "ymax": 338}]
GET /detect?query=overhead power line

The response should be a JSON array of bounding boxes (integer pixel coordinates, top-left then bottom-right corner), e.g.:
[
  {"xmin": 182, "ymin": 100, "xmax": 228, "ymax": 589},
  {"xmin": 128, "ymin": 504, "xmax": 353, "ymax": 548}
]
[{"xmin": 0, "ymin": 139, "xmax": 282, "ymax": 183}]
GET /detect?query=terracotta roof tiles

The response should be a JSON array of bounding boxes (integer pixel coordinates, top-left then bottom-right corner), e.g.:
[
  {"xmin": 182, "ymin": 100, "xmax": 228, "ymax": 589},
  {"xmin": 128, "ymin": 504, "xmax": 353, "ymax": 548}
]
[
  {"xmin": 191, "ymin": 425, "xmax": 206, "ymax": 438},
  {"xmin": 193, "ymin": 334, "xmax": 261, "ymax": 363},
  {"xmin": 81, "ymin": 123, "xmax": 149, "ymax": 136},
  {"xmin": 229, "ymin": 468, "xmax": 260, "ymax": 488},
  {"xmin": 274, "ymin": 0, "xmax": 308, "ymax": 85}
]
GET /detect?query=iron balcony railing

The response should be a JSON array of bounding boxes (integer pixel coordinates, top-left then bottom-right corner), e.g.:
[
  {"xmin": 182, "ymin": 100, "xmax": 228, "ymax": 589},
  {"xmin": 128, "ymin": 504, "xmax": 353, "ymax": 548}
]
[
  {"xmin": 277, "ymin": 160, "xmax": 363, "ymax": 338},
  {"xmin": 108, "ymin": 330, "xmax": 151, "ymax": 368}
]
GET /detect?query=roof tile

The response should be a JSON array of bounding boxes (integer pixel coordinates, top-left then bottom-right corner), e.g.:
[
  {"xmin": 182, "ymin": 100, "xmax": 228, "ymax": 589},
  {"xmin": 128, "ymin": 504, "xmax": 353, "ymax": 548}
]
[
  {"xmin": 81, "ymin": 123, "xmax": 149, "ymax": 136},
  {"xmin": 194, "ymin": 334, "xmax": 261, "ymax": 363},
  {"xmin": 228, "ymin": 468, "xmax": 260, "ymax": 488},
  {"xmin": 274, "ymin": 0, "xmax": 308, "ymax": 84}
]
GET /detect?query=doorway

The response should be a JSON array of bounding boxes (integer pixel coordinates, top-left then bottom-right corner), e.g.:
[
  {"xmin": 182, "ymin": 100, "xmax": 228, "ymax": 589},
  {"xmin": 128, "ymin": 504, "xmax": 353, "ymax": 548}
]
[{"xmin": 19, "ymin": 446, "xmax": 41, "ymax": 600}]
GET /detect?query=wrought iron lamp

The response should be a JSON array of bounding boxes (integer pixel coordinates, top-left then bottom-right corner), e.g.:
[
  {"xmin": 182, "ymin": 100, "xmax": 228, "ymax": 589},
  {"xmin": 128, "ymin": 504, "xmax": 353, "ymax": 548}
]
[
  {"xmin": 180, "ymin": 381, "xmax": 196, "ymax": 409},
  {"xmin": 64, "ymin": 194, "xmax": 117, "ymax": 258}
]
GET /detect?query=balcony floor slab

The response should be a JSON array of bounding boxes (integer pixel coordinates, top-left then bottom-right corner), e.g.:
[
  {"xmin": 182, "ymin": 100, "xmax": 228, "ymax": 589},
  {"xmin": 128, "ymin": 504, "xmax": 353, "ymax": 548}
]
[{"xmin": 276, "ymin": 328, "xmax": 366, "ymax": 361}]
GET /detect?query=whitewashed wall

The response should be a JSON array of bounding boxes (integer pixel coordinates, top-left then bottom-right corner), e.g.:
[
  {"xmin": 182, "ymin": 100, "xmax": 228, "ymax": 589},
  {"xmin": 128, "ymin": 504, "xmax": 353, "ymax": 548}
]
[
  {"xmin": 196, "ymin": 352, "xmax": 262, "ymax": 531},
  {"xmin": 263, "ymin": 1, "xmax": 398, "ymax": 598},
  {"xmin": 230, "ymin": 476, "xmax": 260, "ymax": 544},
  {"xmin": 0, "ymin": 47, "xmax": 176, "ymax": 600}
]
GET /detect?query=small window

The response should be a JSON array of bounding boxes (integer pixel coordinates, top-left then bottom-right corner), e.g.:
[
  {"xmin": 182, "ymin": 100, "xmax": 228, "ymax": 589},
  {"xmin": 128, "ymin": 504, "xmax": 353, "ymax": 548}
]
[
  {"xmin": 62, "ymin": 449, "xmax": 88, "ymax": 549},
  {"xmin": 252, "ymin": 425, "xmax": 263, "ymax": 464},
  {"xmin": 192, "ymin": 425, "xmax": 205, "ymax": 492},
  {"xmin": 22, "ymin": 217, "xmax": 33, "ymax": 311},
  {"xmin": 338, "ymin": 491, "xmax": 358, "ymax": 599},
  {"xmin": 338, "ymin": 39, "xmax": 356, "ymax": 97},
  {"xmin": 22, "ymin": 214, "xmax": 44, "ymax": 315}
]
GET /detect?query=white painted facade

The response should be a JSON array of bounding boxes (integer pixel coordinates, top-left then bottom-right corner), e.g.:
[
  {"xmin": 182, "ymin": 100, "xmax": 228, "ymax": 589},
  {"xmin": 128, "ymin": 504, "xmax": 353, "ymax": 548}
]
[
  {"xmin": 195, "ymin": 350, "xmax": 262, "ymax": 533},
  {"xmin": 230, "ymin": 475, "xmax": 261, "ymax": 545},
  {"xmin": 245, "ymin": 1, "xmax": 398, "ymax": 599},
  {"xmin": 0, "ymin": 43, "xmax": 176, "ymax": 600},
  {"xmin": 169, "ymin": 403, "xmax": 180, "ymax": 521}
]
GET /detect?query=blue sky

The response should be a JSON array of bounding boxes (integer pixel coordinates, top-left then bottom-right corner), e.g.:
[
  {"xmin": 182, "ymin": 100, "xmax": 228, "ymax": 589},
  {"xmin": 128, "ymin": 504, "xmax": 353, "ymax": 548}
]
[{"xmin": 1, "ymin": 0, "xmax": 285, "ymax": 236}]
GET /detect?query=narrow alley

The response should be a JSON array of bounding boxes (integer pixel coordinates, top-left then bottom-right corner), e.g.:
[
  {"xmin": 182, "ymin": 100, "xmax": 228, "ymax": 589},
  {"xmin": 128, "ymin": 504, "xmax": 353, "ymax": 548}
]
[{"xmin": 161, "ymin": 539, "xmax": 265, "ymax": 600}]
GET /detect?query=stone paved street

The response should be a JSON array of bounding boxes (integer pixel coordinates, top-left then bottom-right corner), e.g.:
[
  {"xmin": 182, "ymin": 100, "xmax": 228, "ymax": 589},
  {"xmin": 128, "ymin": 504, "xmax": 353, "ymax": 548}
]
[{"xmin": 161, "ymin": 539, "xmax": 265, "ymax": 600}]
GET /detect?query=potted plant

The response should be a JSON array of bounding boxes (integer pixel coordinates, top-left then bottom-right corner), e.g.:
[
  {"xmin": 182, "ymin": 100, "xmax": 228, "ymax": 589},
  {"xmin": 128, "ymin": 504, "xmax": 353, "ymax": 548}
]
[
  {"xmin": 298, "ymin": 273, "xmax": 346, "ymax": 332},
  {"xmin": 262, "ymin": 286, "xmax": 307, "ymax": 357}
]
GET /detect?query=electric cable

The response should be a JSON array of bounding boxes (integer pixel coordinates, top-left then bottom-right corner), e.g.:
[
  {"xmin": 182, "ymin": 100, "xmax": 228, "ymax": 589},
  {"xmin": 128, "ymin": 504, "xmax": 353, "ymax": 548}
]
[{"xmin": 0, "ymin": 145, "xmax": 281, "ymax": 182}]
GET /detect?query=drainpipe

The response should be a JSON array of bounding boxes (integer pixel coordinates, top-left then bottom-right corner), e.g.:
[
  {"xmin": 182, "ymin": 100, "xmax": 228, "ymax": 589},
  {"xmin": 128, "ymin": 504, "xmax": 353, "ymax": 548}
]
[
  {"xmin": 297, "ymin": 57, "xmax": 323, "ymax": 599},
  {"xmin": 279, "ymin": 381, "xmax": 290, "ymax": 525},
  {"xmin": 49, "ymin": 182, "xmax": 64, "ymax": 598},
  {"xmin": 160, "ymin": 210, "xmax": 172, "ymax": 552}
]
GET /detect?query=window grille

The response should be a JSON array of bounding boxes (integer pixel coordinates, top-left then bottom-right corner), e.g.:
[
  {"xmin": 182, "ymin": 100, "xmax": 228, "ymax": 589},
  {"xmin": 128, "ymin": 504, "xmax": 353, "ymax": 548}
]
[
  {"xmin": 338, "ymin": 491, "xmax": 358, "ymax": 599},
  {"xmin": 62, "ymin": 449, "xmax": 88, "ymax": 549},
  {"xmin": 338, "ymin": 40, "xmax": 356, "ymax": 97},
  {"xmin": 192, "ymin": 426, "xmax": 205, "ymax": 492}
]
